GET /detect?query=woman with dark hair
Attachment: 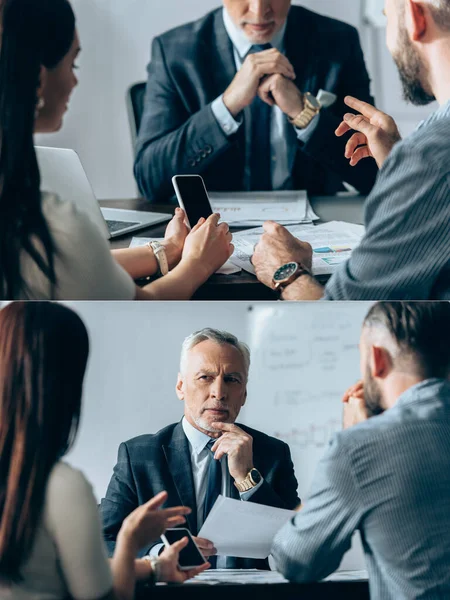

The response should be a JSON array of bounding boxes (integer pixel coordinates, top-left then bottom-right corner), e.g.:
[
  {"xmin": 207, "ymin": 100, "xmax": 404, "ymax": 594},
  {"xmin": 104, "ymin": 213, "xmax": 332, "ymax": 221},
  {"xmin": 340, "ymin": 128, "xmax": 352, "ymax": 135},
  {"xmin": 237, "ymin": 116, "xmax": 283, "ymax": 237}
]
[
  {"xmin": 0, "ymin": 302, "xmax": 209, "ymax": 599},
  {"xmin": 0, "ymin": 0, "xmax": 233, "ymax": 300}
]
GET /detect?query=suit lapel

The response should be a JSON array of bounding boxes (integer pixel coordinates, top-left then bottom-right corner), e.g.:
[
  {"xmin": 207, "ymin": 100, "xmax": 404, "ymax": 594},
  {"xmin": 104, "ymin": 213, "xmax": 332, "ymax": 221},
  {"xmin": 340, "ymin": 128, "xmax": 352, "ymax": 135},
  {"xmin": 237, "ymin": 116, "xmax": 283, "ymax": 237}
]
[
  {"xmin": 210, "ymin": 9, "xmax": 246, "ymax": 185},
  {"xmin": 162, "ymin": 422, "xmax": 198, "ymax": 534},
  {"xmin": 285, "ymin": 7, "xmax": 320, "ymax": 99}
]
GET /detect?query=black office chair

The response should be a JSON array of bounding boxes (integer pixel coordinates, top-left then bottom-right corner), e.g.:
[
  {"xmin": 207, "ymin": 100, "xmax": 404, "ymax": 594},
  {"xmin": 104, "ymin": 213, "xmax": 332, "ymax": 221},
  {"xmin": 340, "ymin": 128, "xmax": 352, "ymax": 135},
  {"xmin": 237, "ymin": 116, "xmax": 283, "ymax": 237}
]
[{"xmin": 126, "ymin": 82, "xmax": 146, "ymax": 155}]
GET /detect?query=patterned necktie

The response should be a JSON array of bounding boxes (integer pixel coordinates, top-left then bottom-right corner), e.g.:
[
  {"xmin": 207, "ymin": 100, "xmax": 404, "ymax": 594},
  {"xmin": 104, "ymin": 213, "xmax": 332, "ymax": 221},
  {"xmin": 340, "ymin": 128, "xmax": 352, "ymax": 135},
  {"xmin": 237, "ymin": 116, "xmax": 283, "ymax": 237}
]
[
  {"xmin": 247, "ymin": 43, "xmax": 272, "ymax": 191},
  {"xmin": 203, "ymin": 440, "xmax": 222, "ymax": 568}
]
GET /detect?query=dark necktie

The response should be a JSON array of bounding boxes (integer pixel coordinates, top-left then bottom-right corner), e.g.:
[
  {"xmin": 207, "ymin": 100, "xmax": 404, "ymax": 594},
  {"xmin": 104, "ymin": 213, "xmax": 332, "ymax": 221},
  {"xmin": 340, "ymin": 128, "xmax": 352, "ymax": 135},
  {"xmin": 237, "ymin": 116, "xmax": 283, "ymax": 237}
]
[
  {"xmin": 247, "ymin": 43, "xmax": 272, "ymax": 191},
  {"xmin": 203, "ymin": 440, "xmax": 222, "ymax": 568}
]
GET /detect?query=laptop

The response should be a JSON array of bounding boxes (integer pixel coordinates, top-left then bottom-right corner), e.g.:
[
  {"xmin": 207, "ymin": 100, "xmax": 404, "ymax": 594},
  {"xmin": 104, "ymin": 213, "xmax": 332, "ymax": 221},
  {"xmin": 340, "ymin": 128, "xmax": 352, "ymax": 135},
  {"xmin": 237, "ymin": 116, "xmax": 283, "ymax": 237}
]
[{"xmin": 36, "ymin": 146, "xmax": 171, "ymax": 239}]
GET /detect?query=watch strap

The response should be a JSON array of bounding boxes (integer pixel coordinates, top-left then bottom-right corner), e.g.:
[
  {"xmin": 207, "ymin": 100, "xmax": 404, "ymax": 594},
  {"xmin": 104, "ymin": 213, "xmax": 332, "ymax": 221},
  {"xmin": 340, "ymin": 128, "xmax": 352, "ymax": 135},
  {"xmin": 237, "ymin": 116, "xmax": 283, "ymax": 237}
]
[
  {"xmin": 289, "ymin": 93, "xmax": 321, "ymax": 129},
  {"xmin": 234, "ymin": 469, "xmax": 259, "ymax": 492},
  {"xmin": 273, "ymin": 263, "xmax": 312, "ymax": 291},
  {"xmin": 148, "ymin": 241, "xmax": 169, "ymax": 276}
]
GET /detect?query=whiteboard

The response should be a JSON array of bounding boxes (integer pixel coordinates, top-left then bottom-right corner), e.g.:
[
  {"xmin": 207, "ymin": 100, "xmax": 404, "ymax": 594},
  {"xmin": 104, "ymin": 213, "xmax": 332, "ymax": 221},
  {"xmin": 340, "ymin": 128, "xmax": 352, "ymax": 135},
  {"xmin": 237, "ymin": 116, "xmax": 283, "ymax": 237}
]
[{"xmin": 242, "ymin": 302, "xmax": 373, "ymax": 570}]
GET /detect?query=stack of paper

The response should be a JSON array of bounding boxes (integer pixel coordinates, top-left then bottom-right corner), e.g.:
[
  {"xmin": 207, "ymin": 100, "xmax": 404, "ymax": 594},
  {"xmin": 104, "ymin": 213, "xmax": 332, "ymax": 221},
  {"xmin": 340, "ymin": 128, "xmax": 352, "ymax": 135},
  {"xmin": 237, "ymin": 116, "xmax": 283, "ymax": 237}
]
[
  {"xmin": 230, "ymin": 221, "xmax": 365, "ymax": 277},
  {"xmin": 184, "ymin": 569, "xmax": 290, "ymax": 585},
  {"xmin": 129, "ymin": 237, "xmax": 241, "ymax": 275},
  {"xmin": 209, "ymin": 191, "xmax": 319, "ymax": 227}
]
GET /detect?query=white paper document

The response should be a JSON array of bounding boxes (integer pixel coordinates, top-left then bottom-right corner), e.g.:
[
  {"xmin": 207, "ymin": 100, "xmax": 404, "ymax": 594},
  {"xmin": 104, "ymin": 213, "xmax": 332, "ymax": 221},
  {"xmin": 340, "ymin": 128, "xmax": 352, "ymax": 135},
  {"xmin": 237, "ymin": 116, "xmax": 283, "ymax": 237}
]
[
  {"xmin": 185, "ymin": 569, "xmax": 289, "ymax": 585},
  {"xmin": 230, "ymin": 221, "xmax": 365, "ymax": 277},
  {"xmin": 129, "ymin": 237, "xmax": 241, "ymax": 275},
  {"xmin": 209, "ymin": 191, "xmax": 318, "ymax": 226},
  {"xmin": 197, "ymin": 495, "xmax": 296, "ymax": 559}
]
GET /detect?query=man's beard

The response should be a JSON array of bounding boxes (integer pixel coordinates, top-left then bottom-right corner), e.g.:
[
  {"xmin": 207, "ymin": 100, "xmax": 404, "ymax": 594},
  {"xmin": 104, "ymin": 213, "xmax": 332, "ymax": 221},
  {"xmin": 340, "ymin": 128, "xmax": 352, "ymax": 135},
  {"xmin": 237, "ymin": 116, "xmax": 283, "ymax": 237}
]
[
  {"xmin": 364, "ymin": 366, "xmax": 385, "ymax": 418},
  {"xmin": 393, "ymin": 24, "xmax": 435, "ymax": 106}
]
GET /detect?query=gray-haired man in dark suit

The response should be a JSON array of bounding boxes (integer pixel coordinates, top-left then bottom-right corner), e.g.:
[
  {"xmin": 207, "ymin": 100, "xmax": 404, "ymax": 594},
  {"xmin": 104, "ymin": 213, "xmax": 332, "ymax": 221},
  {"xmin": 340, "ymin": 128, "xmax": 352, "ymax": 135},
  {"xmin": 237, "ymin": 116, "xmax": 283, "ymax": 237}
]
[
  {"xmin": 273, "ymin": 301, "xmax": 450, "ymax": 599},
  {"xmin": 100, "ymin": 328, "xmax": 299, "ymax": 569},
  {"xmin": 134, "ymin": 1, "xmax": 378, "ymax": 202}
]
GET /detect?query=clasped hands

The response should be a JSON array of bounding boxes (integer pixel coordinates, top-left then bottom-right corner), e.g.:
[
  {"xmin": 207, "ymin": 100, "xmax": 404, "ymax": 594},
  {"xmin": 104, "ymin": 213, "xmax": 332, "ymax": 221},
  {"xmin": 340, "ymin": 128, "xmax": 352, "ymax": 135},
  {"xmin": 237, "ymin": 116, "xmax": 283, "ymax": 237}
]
[{"xmin": 223, "ymin": 47, "xmax": 304, "ymax": 120}]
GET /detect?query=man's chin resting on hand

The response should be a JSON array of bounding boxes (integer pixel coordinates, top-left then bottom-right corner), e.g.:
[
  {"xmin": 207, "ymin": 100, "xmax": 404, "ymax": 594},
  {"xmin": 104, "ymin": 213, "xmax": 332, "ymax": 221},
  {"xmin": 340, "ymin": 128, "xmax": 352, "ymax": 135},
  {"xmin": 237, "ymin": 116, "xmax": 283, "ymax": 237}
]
[{"xmin": 252, "ymin": 222, "xmax": 324, "ymax": 300}]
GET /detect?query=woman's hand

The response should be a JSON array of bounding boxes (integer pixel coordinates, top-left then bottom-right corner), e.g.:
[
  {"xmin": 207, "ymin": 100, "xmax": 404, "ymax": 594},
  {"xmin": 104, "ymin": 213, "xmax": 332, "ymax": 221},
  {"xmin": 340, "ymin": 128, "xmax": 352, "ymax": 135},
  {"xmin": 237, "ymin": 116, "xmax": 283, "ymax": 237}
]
[
  {"xmin": 119, "ymin": 491, "xmax": 191, "ymax": 554},
  {"xmin": 181, "ymin": 213, "xmax": 234, "ymax": 281},
  {"xmin": 158, "ymin": 537, "xmax": 210, "ymax": 583},
  {"xmin": 162, "ymin": 208, "xmax": 190, "ymax": 269}
]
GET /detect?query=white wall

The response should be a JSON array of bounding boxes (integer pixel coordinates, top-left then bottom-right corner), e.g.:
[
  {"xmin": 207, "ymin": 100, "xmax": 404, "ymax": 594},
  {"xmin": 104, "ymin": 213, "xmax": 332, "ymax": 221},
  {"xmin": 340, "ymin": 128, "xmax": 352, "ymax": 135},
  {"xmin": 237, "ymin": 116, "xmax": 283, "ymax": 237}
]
[{"xmin": 35, "ymin": 0, "xmax": 435, "ymax": 199}]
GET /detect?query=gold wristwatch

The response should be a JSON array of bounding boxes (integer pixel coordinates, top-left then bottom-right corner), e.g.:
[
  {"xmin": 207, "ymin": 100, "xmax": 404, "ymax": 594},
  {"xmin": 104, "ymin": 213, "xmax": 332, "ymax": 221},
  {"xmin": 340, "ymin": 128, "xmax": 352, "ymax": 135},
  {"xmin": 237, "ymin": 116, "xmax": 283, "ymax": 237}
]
[
  {"xmin": 234, "ymin": 468, "xmax": 262, "ymax": 492},
  {"xmin": 289, "ymin": 92, "xmax": 321, "ymax": 129}
]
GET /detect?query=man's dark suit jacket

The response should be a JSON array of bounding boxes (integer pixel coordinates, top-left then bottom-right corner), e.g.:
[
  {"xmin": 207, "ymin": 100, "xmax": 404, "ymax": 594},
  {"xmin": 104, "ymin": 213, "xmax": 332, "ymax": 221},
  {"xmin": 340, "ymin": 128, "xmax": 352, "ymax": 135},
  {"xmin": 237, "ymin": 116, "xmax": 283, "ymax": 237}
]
[
  {"xmin": 134, "ymin": 6, "xmax": 378, "ymax": 203},
  {"xmin": 99, "ymin": 421, "xmax": 300, "ymax": 569}
]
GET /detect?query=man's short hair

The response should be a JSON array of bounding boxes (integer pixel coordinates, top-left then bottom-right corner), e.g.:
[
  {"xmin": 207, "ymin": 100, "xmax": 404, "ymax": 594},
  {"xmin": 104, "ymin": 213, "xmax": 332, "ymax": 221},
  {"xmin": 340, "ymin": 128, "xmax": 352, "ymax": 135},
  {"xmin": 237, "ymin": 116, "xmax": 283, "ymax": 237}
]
[
  {"xmin": 180, "ymin": 328, "xmax": 251, "ymax": 380},
  {"xmin": 363, "ymin": 301, "xmax": 450, "ymax": 379}
]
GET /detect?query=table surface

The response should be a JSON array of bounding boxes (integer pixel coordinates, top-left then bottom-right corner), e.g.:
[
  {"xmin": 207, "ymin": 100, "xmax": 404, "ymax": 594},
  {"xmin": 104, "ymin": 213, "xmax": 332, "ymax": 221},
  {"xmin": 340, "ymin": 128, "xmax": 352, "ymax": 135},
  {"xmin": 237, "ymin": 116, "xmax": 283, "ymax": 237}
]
[
  {"xmin": 135, "ymin": 580, "xmax": 370, "ymax": 600},
  {"xmin": 101, "ymin": 195, "xmax": 365, "ymax": 301}
]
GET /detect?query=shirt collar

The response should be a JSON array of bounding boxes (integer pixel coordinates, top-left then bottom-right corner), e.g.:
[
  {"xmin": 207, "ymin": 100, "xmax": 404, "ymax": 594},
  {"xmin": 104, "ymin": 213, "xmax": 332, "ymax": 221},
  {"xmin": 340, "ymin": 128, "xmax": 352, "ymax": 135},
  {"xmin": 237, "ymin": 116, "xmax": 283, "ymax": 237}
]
[
  {"xmin": 222, "ymin": 6, "xmax": 287, "ymax": 60},
  {"xmin": 182, "ymin": 416, "xmax": 214, "ymax": 456},
  {"xmin": 395, "ymin": 378, "xmax": 450, "ymax": 408}
]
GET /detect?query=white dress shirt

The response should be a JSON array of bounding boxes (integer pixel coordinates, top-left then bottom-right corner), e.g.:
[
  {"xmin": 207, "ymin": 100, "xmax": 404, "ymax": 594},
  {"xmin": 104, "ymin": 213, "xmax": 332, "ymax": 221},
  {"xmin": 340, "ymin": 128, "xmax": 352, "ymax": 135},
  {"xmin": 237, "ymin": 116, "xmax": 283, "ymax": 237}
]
[{"xmin": 211, "ymin": 7, "xmax": 319, "ymax": 191}]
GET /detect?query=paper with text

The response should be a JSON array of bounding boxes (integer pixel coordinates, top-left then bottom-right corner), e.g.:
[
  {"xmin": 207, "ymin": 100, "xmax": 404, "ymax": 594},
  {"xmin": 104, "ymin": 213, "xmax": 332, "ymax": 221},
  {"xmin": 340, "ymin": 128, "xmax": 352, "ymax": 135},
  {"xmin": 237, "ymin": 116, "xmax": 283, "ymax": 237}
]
[
  {"xmin": 209, "ymin": 191, "xmax": 318, "ymax": 226},
  {"xmin": 230, "ymin": 221, "xmax": 365, "ymax": 276}
]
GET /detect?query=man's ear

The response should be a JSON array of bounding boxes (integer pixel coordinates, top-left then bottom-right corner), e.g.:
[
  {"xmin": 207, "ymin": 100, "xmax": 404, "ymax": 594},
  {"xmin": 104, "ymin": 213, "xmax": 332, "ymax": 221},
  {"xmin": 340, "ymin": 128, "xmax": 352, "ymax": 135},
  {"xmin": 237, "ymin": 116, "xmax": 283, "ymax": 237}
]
[
  {"xmin": 176, "ymin": 373, "xmax": 185, "ymax": 401},
  {"xmin": 407, "ymin": 0, "xmax": 427, "ymax": 42},
  {"xmin": 370, "ymin": 345, "xmax": 393, "ymax": 380},
  {"xmin": 241, "ymin": 388, "xmax": 248, "ymax": 407}
]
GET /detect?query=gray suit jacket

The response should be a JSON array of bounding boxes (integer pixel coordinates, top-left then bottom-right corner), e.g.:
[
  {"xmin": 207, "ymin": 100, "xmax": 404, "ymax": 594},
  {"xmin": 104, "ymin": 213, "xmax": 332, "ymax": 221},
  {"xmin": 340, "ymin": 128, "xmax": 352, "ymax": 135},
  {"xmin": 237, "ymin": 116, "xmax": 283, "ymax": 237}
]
[
  {"xmin": 100, "ymin": 421, "xmax": 300, "ymax": 568},
  {"xmin": 272, "ymin": 379, "xmax": 450, "ymax": 600},
  {"xmin": 134, "ymin": 6, "xmax": 378, "ymax": 202}
]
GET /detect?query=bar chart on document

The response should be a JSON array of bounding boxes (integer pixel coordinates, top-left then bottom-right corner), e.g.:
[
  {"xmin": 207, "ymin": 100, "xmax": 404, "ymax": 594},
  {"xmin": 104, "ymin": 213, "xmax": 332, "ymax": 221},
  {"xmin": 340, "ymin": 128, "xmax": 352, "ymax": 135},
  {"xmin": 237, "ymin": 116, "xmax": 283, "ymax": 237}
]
[{"xmin": 242, "ymin": 302, "xmax": 372, "ymax": 570}]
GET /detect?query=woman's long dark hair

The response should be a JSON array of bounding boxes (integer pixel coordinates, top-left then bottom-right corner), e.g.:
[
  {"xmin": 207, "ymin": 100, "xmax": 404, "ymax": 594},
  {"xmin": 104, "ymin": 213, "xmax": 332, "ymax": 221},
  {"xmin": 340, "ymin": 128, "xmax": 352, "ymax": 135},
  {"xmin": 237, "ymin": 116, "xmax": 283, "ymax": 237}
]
[
  {"xmin": 0, "ymin": 0, "xmax": 76, "ymax": 299},
  {"xmin": 0, "ymin": 302, "xmax": 89, "ymax": 581}
]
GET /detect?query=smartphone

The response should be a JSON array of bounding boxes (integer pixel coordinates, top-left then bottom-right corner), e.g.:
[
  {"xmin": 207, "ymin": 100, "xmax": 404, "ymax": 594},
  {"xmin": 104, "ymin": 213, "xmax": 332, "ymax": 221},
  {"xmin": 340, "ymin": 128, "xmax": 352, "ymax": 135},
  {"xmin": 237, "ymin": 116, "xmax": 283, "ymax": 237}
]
[
  {"xmin": 172, "ymin": 174, "xmax": 213, "ymax": 228},
  {"xmin": 160, "ymin": 527, "xmax": 208, "ymax": 571}
]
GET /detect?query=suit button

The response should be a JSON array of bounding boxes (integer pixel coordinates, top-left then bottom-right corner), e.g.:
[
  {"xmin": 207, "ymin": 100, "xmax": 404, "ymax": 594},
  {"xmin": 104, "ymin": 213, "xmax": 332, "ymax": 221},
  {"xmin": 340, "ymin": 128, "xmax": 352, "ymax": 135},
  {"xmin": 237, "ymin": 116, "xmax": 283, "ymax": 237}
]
[
  {"xmin": 205, "ymin": 145, "xmax": 213, "ymax": 154},
  {"xmin": 188, "ymin": 159, "xmax": 196, "ymax": 167}
]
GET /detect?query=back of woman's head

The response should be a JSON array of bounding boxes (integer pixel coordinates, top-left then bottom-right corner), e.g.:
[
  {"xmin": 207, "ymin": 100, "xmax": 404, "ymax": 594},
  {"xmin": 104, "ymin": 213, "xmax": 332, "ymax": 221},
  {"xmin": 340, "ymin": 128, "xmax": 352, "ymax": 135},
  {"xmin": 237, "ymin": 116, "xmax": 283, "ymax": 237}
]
[
  {"xmin": 0, "ymin": 302, "xmax": 89, "ymax": 581},
  {"xmin": 0, "ymin": 0, "xmax": 76, "ymax": 299}
]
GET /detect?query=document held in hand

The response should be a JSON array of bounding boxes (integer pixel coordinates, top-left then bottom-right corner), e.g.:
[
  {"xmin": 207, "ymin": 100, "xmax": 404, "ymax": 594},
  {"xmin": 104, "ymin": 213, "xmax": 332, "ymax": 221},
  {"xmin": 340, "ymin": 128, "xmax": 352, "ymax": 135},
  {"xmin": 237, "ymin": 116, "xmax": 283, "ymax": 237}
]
[{"xmin": 197, "ymin": 495, "xmax": 296, "ymax": 559}]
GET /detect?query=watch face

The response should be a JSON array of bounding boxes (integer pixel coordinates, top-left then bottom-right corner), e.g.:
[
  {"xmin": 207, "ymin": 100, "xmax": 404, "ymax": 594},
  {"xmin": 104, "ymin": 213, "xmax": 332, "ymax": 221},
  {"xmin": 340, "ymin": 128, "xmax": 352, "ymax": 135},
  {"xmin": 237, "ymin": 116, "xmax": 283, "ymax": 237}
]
[
  {"xmin": 273, "ymin": 262, "xmax": 299, "ymax": 283},
  {"xmin": 250, "ymin": 469, "xmax": 262, "ymax": 484},
  {"xmin": 305, "ymin": 92, "xmax": 320, "ymax": 110}
]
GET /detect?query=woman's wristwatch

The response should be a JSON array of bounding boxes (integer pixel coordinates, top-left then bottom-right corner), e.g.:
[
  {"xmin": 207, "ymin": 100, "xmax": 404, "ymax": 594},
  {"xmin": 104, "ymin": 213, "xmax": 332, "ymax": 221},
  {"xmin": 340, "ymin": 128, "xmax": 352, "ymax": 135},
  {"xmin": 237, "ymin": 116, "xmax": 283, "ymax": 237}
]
[
  {"xmin": 143, "ymin": 554, "xmax": 161, "ymax": 585},
  {"xmin": 147, "ymin": 241, "xmax": 169, "ymax": 277}
]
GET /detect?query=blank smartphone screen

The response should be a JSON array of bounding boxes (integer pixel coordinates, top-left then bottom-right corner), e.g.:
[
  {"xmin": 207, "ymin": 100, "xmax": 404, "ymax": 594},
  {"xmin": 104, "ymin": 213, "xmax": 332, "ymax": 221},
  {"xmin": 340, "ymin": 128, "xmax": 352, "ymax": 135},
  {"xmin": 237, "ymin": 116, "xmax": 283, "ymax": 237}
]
[
  {"xmin": 174, "ymin": 176, "xmax": 213, "ymax": 226},
  {"xmin": 163, "ymin": 529, "xmax": 206, "ymax": 567}
]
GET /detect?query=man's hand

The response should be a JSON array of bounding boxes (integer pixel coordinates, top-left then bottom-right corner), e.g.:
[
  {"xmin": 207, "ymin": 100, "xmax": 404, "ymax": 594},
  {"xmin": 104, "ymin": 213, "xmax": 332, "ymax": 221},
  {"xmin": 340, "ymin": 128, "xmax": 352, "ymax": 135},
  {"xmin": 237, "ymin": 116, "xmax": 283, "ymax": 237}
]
[
  {"xmin": 210, "ymin": 422, "xmax": 254, "ymax": 482},
  {"xmin": 342, "ymin": 381, "xmax": 368, "ymax": 430},
  {"xmin": 192, "ymin": 536, "xmax": 217, "ymax": 559},
  {"xmin": 252, "ymin": 221, "xmax": 313, "ymax": 289},
  {"xmin": 335, "ymin": 96, "xmax": 401, "ymax": 169},
  {"xmin": 158, "ymin": 537, "xmax": 210, "ymax": 582},
  {"xmin": 258, "ymin": 74, "xmax": 304, "ymax": 119},
  {"xmin": 223, "ymin": 48, "xmax": 296, "ymax": 117}
]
